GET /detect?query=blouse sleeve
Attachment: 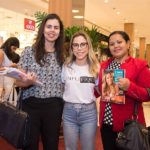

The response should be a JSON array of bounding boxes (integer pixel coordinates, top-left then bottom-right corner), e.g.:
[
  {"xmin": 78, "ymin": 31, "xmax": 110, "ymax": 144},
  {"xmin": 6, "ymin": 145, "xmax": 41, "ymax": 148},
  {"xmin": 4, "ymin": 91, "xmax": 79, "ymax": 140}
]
[{"xmin": 18, "ymin": 46, "xmax": 32, "ymax": 71}]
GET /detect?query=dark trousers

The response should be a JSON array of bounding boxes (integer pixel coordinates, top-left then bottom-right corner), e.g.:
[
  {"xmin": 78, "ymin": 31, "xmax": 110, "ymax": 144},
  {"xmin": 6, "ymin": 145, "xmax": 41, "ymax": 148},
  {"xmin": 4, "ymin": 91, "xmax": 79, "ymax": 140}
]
[
  {"xmin": 22, "ymin": 97, "xmax": 64, "ymax": 150},
  {"xmin": 101, "ymin": 124, "xmax": 122, "ymax": 150}
]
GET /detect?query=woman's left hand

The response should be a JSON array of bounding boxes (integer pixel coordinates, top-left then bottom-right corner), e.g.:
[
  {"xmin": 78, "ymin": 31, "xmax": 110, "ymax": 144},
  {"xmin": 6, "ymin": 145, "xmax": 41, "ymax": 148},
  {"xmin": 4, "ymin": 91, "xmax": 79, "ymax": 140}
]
[
  {"xmin": 10, "ymin": 63, "xmax": 18, "ymax": 68},
  {"xmin": 118, "ymin": 77, "xmax": 130, "ymax": 91},
  {"xmin": 16, "ymin": 71, "xmax": 37, "ymax": 88}
]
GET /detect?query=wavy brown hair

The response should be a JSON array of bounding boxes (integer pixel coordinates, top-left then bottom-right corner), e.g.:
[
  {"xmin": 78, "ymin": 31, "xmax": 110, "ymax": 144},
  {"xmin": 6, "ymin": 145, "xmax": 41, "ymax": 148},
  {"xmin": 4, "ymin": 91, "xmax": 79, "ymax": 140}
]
[{"xmin": 33, "ymin": 13, "xmax": 64, "ymax": 66}]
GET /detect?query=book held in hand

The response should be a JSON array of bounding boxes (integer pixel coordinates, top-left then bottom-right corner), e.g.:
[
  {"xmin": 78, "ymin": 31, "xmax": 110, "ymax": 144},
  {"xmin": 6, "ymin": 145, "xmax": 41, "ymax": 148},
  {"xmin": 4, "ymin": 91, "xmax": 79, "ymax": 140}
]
[
  {"xmin": 0, "ymin": 67, "xmax": 43, "ymax": 86},
  {"xmin": 114, "ymin": 69, "xmax": 125, "ymax": 83},
  {"xmin": 101, "ymin": 69, "xmax": 125, "ymax": 104}
]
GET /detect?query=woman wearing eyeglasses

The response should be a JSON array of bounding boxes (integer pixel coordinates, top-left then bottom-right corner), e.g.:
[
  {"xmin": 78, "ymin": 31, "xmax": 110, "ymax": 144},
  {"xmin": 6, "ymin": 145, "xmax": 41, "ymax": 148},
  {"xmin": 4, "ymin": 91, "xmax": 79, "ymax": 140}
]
[{"xmin": 61, "ymin": 31, "xmax": 99, "ymax": 150}]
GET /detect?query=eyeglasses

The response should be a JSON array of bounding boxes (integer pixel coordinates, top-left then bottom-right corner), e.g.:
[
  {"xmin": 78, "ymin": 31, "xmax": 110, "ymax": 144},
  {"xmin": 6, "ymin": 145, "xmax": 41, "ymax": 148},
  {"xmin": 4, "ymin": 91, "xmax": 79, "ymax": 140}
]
[{"xmin": 72, "ymin": 42, "xmax": 88, "ymax": 50}]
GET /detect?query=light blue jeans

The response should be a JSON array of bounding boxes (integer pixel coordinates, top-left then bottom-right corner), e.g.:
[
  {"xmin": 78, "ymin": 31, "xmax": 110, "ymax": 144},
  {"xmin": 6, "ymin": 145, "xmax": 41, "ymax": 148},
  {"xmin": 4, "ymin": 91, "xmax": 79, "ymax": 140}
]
[{"xmin": 63, "ymin": 102, "xmax": 97, "ymax": 150}]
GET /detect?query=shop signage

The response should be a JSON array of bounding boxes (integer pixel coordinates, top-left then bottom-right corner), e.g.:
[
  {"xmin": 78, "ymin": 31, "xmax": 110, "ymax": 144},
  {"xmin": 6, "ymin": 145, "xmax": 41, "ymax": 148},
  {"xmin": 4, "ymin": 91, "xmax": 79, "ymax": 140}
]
[{"xmin": 24, "ymin": 18, "xmax": 35, "ymax": 31}]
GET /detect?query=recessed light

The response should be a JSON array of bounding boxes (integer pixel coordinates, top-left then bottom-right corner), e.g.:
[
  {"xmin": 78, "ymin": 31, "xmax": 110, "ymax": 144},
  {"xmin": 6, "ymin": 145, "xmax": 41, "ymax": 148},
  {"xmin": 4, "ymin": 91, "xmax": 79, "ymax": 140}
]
[
  {"xmin": 104, "ymin": 0, "xmax": 109, "ymax": 3},
  {"xmin": 72, "ymin": 10, "xmax": 79, "ymax": 13},
  {"xmin": 116, "ymin": 11, "xmax": 120, "ymax": 15},
  {"xmin": 73, "ymin": 16, "xmax": 84, "ymax": 19}
]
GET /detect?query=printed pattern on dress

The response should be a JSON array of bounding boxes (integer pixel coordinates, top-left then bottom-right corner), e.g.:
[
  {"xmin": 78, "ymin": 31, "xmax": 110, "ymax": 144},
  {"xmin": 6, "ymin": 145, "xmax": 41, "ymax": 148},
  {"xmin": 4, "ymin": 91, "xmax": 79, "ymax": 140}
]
[
  {"xmin": 103, "ymin": 61, "xmax": 121, "ymax": 125},
  {"xmin": 18, "ymin": 46, "xmax": 63, "ymax": 100}
]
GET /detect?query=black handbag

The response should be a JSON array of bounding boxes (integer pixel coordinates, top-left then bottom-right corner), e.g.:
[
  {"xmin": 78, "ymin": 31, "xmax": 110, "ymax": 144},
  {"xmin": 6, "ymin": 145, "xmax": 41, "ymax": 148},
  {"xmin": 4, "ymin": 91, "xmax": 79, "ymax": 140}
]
[
  {"xmin": 116, "ymin": 102, "xmax": 150, "ymax": 150},
  {"xmin": 0, "ymin": 89, "xmax": 30, "ymax": 149}
]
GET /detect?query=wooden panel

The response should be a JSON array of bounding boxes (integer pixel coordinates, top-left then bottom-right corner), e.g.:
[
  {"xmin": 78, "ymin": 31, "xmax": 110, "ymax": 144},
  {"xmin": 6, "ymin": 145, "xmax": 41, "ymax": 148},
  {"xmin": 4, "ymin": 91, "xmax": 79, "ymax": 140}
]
[
  {"xmin": 124, "ymin": 23, "xmax": 134, "ymax": 56},
  {"xmin": 48, "ymin": 0, "xmax": 73, "ymax": 27},
  {"xmin": 139, "ymin": 37, "xmax": 146, "ymax": 59}
]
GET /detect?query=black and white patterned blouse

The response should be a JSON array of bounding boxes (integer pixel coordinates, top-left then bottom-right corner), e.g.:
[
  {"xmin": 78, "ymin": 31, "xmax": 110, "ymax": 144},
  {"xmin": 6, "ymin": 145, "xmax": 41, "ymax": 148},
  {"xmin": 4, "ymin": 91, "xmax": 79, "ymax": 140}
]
[
  {"xmin": 103, "ymin": 60, "xmax": 121, "ymax": 125},
  {"xmin": 18, "ymin": 46, "xmax": 63, "ymax": 100}
]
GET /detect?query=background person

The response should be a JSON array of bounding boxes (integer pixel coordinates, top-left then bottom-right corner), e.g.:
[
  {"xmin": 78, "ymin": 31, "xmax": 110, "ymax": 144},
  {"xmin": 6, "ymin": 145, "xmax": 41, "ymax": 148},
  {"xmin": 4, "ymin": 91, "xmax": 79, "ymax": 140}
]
[
  {"xmin": 96, "ymin": 31, "xmax": 150, "ymax": 150},
  {"xmin": 62, "ymin": 31, "xmax": 99, "ymax": 150},
  {"xmin": 0, "ymin": 37, "xmax": 20, "ymax": 64},
  {"xmin": 0, "ymin": 37, "xmax": 20, "ymax": 104},
  {"xmin": 16, "ymin": 13, "xmax": 64, "ymax": 150}
]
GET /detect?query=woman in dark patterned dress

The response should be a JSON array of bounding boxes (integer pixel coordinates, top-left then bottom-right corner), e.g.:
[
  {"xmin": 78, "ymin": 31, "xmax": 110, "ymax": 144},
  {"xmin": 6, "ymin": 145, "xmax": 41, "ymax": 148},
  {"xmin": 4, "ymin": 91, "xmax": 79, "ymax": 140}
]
[{"xmin": 16, "ymin": 13, "xmax": 64, "ymax": 150}]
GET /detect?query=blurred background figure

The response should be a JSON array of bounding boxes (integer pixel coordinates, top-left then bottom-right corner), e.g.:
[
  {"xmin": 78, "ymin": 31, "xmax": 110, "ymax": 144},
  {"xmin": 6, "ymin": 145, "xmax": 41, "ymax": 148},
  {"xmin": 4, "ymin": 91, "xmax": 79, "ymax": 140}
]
[
  {"xmin": 0, "ymin": 37, "xmax": 20, "ymax": 64},
  {"xmin": 0, "ymin": 37, "xmax": 20, "ymax": 105}
]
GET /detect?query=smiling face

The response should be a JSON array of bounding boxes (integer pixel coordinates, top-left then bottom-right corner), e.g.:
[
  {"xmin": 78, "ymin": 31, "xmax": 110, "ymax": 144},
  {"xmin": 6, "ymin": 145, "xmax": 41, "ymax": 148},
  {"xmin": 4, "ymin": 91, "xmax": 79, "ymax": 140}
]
[
  {"xmin": 109, "ymin": 33, "xmax": 130, "ymax": 62},
  {"xmin": 72, "ymin": 35, "xmax": 89, "ymax": 65},
  {"xmin": 43, "ymin": 19, "xmax": 60, "ymax": 43},
  {"xmin": 105, "ymin": 73, "xmax": 113, "ymax": 86}
]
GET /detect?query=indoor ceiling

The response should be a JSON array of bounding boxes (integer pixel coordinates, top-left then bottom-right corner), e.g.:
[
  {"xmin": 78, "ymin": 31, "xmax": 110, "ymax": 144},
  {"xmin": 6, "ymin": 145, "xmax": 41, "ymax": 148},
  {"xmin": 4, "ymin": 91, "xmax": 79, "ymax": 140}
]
[
  {"xmin": 0, "ymin": 0, "xmax": 150, "ymax": 48},
  {"xmin": 84, "ymin": 0, "xmax": 150, "ymax": 47}
]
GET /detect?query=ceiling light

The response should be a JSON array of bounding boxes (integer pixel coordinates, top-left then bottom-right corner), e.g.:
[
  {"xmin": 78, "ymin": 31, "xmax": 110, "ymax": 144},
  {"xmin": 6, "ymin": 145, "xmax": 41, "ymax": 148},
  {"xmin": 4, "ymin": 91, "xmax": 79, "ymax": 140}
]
[
  {"xmin": 92, "ymin": 21, "xmax": 96, "ymax": 24},
  {"xmin": 116, "ymin": 11, "xmax": 120, "ymax": 15},
  {"xmin": 104, "ymin": 0, "xmax": 109, "ymax": 3},
  {"xmin": 73, "ymin": 16, "xmax": 84, "ymax": 19},
  {"xmin": 72, "ymin": 10, "xmax": 79, "ymax": 13}
]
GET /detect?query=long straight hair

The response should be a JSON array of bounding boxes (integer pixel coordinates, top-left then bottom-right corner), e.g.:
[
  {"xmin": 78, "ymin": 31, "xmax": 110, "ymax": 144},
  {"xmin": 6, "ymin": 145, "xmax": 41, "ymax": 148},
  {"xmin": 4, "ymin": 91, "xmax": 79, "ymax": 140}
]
[{"xmin": 33, "ymin": 13, "xmax": 65, "ymax": 66}]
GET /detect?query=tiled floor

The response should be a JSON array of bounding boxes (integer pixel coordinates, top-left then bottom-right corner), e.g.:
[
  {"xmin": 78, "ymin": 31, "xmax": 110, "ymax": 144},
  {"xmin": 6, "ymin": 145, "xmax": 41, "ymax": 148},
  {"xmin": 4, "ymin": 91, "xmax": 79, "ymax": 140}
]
[
  {"xmin": 0, "ymin": 127, "xmax": 103, "ymax": 150},
  {"xmin": 0, "ymin": 102, "xmax": 149, "ymax": 150}
]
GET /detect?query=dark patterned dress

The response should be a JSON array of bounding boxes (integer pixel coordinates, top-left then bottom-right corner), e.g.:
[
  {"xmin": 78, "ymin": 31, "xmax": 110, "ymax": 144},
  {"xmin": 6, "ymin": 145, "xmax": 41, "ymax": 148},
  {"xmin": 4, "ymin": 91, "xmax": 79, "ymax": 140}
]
[{"xmin": 18, "ymin": 46, "xmax": 63, "ymax": 100}]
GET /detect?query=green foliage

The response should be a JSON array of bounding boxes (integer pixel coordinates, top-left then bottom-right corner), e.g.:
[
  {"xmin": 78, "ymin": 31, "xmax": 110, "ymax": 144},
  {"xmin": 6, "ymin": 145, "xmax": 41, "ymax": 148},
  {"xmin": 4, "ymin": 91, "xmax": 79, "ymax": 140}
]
[
  {"xmin": 65, "ymin": 26, "xmax": 80, "ymax": 42},
  {"xmin": 86, "ymin": 26, "xmax": 101, "ymax": 51},
  {"xmin": 34, "ymin": 11, "xmax": 48, "ymax": 28},
  {"xmin": 65, "ymin": 25, "xmax": 101, "ymax": 52}
]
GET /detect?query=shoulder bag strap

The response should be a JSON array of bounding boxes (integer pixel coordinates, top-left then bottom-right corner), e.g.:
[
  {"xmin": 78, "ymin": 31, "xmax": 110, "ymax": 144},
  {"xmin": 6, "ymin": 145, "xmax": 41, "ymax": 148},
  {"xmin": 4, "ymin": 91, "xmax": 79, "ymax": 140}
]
[
  {"xmin": 16, "ymin": 88, "xmax": 23, "ymax": 110},
  {"xmin": 133, "ymin": 101, "xmax": 139, "ymax": 121}
]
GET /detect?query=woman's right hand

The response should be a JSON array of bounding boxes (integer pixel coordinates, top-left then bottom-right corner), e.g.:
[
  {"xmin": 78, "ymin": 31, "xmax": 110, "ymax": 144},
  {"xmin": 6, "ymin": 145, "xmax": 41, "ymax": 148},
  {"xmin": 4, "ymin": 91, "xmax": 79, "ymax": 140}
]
[
  {"xmin": 10, "ymin": 63, "xmax": 18, "ymax": 68},
  {"xmin": 16, "ymin": 71, "xmax": 37, "ymax": 88}
]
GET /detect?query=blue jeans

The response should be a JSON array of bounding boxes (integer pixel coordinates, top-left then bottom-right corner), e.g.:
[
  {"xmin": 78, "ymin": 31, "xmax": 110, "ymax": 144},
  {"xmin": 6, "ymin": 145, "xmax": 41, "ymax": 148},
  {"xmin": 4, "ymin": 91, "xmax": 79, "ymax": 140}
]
[{"xmin": 63, "ymin": 102, "xmax": 97, "ymax": 150}]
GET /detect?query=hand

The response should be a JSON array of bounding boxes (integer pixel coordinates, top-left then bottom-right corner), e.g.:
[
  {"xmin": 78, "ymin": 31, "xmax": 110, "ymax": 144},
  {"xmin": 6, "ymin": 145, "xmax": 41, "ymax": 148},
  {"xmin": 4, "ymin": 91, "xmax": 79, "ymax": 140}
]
[
  {"xmin": 10, "ymin": 63, "xmax": 18, "ymax": 68},
  {"xmin": 18, "ymin": 71, "xmax": 37, "ymax": 87},
  {"xmin": 118, "ymin": 77, "xmax": 130, "ymax": 91}
]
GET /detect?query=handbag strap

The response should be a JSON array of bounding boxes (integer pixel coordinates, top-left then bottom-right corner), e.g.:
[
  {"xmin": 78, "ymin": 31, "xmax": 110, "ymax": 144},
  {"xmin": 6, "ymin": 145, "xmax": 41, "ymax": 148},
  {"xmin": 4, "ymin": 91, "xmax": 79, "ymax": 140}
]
[
  {"xmin": 133, "ymin": 101, "xmax": 138, "ymax": 120},
  {"xmin": 16, "ymin": 88, "xmax": 23, "ymax": 110}
]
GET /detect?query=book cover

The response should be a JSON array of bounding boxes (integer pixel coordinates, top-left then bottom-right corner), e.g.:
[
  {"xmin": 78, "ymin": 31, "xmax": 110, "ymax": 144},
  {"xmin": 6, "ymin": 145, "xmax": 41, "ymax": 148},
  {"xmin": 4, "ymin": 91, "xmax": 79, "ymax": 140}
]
[
  {"xmin": 114, "ymin": 69, "xmax": 125, "ymax": 83},
  {"xmin": 0, "ymin": 67, "xmax": 43, "ymax": 86},
  {"xmin": 101, "ymin": 69, "xmax": 125, "ymax": 104}
]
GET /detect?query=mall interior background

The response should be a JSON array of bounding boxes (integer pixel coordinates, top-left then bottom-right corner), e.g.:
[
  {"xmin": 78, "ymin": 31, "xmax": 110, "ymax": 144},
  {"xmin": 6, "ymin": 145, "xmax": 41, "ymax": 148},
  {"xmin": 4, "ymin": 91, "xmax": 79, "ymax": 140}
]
[{"xmin": 0, "ymin": 0, "xmax": 150, "ymax": 57}]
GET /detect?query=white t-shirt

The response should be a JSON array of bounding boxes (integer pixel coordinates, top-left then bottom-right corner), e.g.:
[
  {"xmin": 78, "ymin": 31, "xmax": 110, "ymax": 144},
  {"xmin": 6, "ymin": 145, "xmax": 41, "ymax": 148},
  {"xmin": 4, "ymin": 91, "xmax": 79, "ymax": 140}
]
[{"xmin": 61, "ymin": 63, "xmax": 96, "ymax": 104}]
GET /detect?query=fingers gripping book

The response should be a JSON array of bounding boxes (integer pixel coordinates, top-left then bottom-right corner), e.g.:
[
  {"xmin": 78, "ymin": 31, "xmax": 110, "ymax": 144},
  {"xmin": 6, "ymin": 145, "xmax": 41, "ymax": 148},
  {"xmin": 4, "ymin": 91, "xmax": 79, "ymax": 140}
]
[{"xmin": 0, "ymin": 67, "xmax": 43, "ymax": 86}]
